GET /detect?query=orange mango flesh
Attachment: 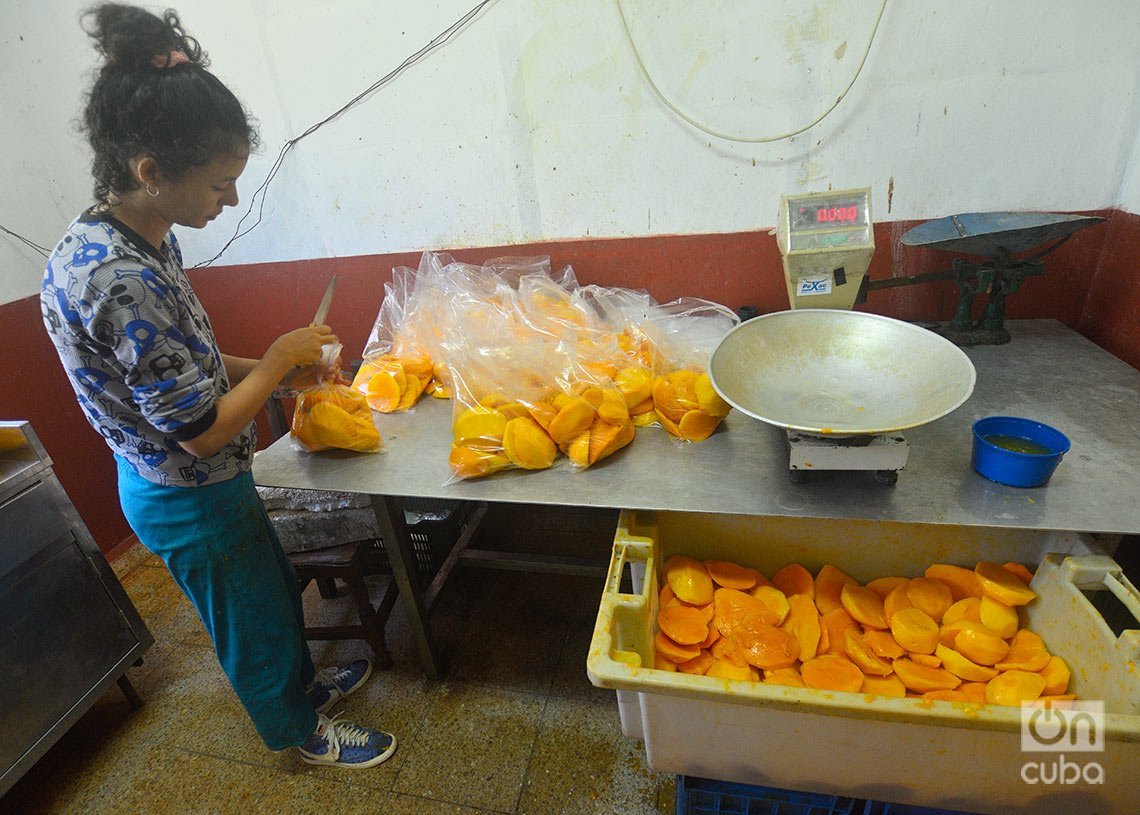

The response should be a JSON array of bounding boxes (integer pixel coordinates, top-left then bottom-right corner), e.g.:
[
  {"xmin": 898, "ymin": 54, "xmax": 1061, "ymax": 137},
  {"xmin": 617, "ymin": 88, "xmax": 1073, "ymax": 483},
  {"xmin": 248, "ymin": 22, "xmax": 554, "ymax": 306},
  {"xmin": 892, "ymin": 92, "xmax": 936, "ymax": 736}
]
[
  {"xmin": 649, "ymin": 556, "xmax": 1076, "ymax": 710},
  {"xmin": 292, "ymin": 384, "xmax": 382, "ymax": 453}
]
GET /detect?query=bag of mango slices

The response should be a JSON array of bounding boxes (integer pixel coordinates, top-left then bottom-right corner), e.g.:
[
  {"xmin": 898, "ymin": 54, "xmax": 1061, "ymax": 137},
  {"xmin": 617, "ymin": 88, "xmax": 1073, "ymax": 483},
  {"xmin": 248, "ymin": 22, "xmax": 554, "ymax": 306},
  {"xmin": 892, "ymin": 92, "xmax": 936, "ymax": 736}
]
[
  {"xmin": 444, "ymin": 336, "xmax": 564, "ymax": 481},
  {"xmin": 353, "ymin": 266, "xmax": 437, "ymax": 412},
  {"xmin": 542, "ymin": 355, "xmax": 638, "ymax": 470},
  {"xmin": 574, "ymin": 285, "xmax": 659, "ymax": 428},
  {"xmin": 291, "ymin": 344, "xmax": 384, "ymax": 453},
  {"xmin": 645, "ymin": 298, "xmax": 738, "ymax": 442}
]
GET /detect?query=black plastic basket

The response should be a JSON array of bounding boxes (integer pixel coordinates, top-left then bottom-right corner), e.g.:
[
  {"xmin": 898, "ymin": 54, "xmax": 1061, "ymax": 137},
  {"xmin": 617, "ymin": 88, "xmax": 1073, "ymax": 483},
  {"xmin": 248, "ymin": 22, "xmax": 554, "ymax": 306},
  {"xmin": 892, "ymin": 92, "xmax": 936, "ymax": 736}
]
[{"xmin": 363, "ymin": 498, "xmax": 470, "ymax": 578}]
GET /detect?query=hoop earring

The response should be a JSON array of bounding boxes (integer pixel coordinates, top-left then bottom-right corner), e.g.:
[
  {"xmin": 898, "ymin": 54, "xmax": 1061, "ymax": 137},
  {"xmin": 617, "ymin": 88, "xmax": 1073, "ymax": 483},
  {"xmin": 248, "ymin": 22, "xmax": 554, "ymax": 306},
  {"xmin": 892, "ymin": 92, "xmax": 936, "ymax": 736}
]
[{"xmin": 146, "ymin": 185, "xmax": 160, "ymax": 197}]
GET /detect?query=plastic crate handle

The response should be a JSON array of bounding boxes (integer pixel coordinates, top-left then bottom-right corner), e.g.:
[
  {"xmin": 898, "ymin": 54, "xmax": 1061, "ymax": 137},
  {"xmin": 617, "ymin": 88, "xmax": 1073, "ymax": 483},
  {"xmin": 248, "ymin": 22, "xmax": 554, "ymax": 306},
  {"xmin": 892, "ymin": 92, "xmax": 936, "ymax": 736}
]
[
  {"xmin": 1058, "ymin": 554, "xmax": 1140, "ymax": 635},
  {"xmin": 587, "ymin": 514, "xmax": 657, "ymax": 683}
]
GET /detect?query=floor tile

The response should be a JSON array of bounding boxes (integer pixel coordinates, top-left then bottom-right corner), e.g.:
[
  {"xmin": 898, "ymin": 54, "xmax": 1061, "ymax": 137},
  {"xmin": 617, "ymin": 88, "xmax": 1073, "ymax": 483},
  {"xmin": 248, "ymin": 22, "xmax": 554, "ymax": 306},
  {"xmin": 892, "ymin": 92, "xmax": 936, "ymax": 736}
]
[
  {"xmin": 391, "ymin": 682, "xmax": 544, "ymax": 812},
  {"xmin": 518, "ymin": 695, "xmax": 675, "ymax": 815}
]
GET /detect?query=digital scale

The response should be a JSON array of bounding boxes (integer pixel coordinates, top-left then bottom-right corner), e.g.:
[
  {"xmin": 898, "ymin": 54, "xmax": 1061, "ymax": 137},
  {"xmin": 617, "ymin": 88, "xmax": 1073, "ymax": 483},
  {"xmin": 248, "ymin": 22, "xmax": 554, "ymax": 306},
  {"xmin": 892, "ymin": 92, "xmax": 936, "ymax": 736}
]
[
  {"xmin": 776, "ymin": 187, "xmax": 875, "ymax": 311},
  {"xmin": 774, "ymin": 187, "xmax": 911, "ymax": 483}
]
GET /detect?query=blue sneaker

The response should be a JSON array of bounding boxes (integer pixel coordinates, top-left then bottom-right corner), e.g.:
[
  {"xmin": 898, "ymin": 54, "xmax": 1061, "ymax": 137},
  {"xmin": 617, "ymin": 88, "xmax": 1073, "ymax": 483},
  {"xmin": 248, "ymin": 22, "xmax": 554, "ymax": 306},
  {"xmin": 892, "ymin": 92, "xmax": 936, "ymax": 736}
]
[
  {"xmin": 298, "ymin": 713, "xmax": 397, "ymax": 769},
  {"xmin": 306, "ymin": 659, "xmax": 373, "ymax": 713}
]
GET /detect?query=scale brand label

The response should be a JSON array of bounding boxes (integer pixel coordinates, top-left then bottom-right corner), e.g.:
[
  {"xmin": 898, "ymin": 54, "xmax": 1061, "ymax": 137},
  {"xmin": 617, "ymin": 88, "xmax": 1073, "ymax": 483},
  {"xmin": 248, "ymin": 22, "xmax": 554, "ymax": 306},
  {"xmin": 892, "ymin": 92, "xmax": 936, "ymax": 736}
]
[{"xmin": 797, "ymin": 275, "xmax": 832, "ymax": 296}]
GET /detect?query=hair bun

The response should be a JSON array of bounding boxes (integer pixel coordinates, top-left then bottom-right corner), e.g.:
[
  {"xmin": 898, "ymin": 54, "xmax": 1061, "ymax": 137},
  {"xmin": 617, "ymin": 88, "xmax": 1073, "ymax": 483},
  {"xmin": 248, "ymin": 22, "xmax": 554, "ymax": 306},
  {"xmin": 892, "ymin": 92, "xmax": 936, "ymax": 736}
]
[{"xmin": 84, "ymin": 3, "xmax": 205, "ymax": 70}]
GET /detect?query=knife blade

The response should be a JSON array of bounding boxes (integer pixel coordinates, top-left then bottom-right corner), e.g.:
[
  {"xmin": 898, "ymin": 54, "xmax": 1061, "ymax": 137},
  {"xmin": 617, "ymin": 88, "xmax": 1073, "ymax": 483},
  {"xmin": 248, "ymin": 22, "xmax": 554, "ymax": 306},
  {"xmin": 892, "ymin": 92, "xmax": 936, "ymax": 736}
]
[{"xmin": 311, "ymin": 275, "xmax": 338, "ymax": 326}]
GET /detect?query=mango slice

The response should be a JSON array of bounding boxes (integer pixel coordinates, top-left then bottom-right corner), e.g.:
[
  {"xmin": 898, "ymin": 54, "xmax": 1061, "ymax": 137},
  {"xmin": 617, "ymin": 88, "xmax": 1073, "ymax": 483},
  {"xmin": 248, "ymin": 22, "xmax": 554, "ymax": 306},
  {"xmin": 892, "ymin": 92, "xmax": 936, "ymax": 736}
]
[
  {"xmin": 954, "ymin": 625, "xmax": 1010, "ymax": 666},
  {"xmin": 695, "ymin": 372, "xmax": 731, "ymax": 417},
  {"xmin": 772, "ymin": 563, "xmax": 814, "ymax": 598},
  {"xmin": 705, "ymin": 560, "xmax": 758, "ymax": 590},
  {"xmin": 448, "ymin": 444, "xmax": 510, "ymax": 479},
  {"xmin": 751, "ymin": 585, "xmax": 791, "ymax": 627},
  {"xmin": 781, "ymin": 593, "xmax": 822, "ymax": 660},
  {"xmin": 764, "ymin": 667, "xmax": 806, "ymax": 687},
  {"xmin": 678, "ymin": 409, "xmax": 721, "ymax": 441},
  {"xmin": 975, "ymin": 561, "xmax": 1037, "ymax": 606},
  {"xmin": 865, "ymin": 576, "xmax": 909, "ymax": 598},
  {"xmin": 986, "ymin": 670, "xmax": 1046, "ymax": 706},
  {"xmin": 883, "ymin": 582, "xmax": 915, "ymax": 620},
  {"xmin": 889, "ymin": 608, "xmax": 940, "ymax": 654},
  {"xmin": 801, "ymin": 654, "xmax": 865, "ymax": 692},
  {"xmin": 453, "ymin": 407, "xmax": 508, "ymax": 446},
  {"xmin": 655, "ymin": 631, "xmax": 700, "ymax": 663},
  {"xmin": 548, "ymin": 397, "xmax": 597, "ymax": 445},
  {"xmin": 840, "ymin": 583, "xmax": 889, "ymax": 629},
  {"xmin": 942, "ymin": 597, "xmax": 983, "ymax": 626},
  {"xmin": 1039, "ymin": 655, "xmax": 1071, "ymax": 696},
  {"xmin": 711, "ymin": 636, "xmax": 748, "ymax": 667},
  {"xmin": 733, "ymin": 616, "xmax": 801, "ymax": 670},
  {"xmin": 995, "ymin": 630, "xmax": 1051, "ymax": 672},
  {"xmin": 678, "ymin": 650, "xmax": 714, "ymax": 675},
  {"xmin": 862, "ymin": 673, "xmax": 907, "ymax": 697},
  {"xmin": 979, "ymin": 596, "xmax": 1019, "ymax": 639},
  {"xmin": 714, "ymin": 588, "xmax": 781, "ymax": 636},
  {"xmin": 843, "ymin": 628, "xmax": 894, "ymax": 676},
  {"xmin": 924, "ymin": 564, "xmax": 983, "ymax": 602},
  {"xmin": 502, "ymin": 417, "xmax": 557, "ymax": 470},
  {"xmin": 815, "ymin": 564, "xmax": 859, "ymax": 615},
  {"xmin": 935, "ymin": 644, "xmax": 999, "ymax": 682},
  {"xmin": 863, "ymin": 628, "xmax": 906, "ymax": 659},
  {"xmin": 906, "ymin": 577, "xmax": 954, "ymax": 621},
  {"xmin": 664, "ymin": 556, "xmax": 714, "ymax": 605},
  {"xmin": 1003, "ymin": 562, "xmax": 1035, "ymax": 585},
  {"xmin": 892, "ymin": 658, "xmax": 961, "ymax": 693},
  {"xmin": 658, "ymin": 604, "xmax": 709, "ymax": 645},
  {"xmin": 820, "ymin": 607, "xmax": 861, "ymax": 657},
  {"xmin": 706, "ymin": 659, "xmax": 758, "ymax": 681},
  {"xmin": 615, "ymin": 366, "xmax": 652, "ymax": 408}
]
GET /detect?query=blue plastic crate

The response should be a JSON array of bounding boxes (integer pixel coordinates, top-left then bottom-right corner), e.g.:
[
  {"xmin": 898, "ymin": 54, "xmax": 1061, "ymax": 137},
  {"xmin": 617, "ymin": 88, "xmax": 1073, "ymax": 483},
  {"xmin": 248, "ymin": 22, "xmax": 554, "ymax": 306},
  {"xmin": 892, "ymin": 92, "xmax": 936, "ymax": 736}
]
[
  {"xmin": 676, "ymin": 776, "xmax": 859, "ymax": 815},
  {"xmin": 860, "ymin": 801, "xmax": 981, "ymax": 815}
]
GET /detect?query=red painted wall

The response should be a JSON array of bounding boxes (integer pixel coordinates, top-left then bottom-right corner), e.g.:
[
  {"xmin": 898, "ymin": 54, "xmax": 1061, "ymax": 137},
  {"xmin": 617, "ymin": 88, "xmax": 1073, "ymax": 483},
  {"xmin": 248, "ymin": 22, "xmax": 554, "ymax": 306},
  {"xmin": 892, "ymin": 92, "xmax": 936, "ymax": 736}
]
[
  {"xmin": 4, "ymin": 209, "xmax": 1129, "ymax": 553},
  {"xmin": 1080, "ymin": 210, "xmax": 1140, "ymax": 370}
]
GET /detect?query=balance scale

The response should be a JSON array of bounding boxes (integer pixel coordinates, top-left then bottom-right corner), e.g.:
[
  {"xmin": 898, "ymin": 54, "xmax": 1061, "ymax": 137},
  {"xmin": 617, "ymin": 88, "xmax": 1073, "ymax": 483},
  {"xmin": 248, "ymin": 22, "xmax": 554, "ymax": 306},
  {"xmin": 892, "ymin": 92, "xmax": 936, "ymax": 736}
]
[
  {"xmin": 774, "ymin": 188, "xmax": 910, "ymax": 483},
  {"xmin": 761, "ymin": 189, "xmax": 1104, "ymax": 484}
]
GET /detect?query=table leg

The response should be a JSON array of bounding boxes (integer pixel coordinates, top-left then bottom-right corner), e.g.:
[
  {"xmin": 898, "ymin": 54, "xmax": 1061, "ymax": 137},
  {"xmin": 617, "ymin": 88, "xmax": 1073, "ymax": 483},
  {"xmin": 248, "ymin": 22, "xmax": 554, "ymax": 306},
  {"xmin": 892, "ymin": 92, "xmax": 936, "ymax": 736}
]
[{"xmin": 367, "ymin": 494, "xmax": 444, "ymax": 678}]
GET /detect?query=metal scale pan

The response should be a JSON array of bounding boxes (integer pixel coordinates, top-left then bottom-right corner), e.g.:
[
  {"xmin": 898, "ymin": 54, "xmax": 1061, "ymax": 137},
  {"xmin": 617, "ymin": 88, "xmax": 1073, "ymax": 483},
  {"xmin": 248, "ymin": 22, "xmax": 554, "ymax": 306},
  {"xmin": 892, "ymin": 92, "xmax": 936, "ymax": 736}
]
[
  {"xmin": 900, "ymin": 211, "xmax": 1106, "ymax": 256},
  {"xmin": 708, "ymin": 309, "xmax": 977, "ymax": 483}
]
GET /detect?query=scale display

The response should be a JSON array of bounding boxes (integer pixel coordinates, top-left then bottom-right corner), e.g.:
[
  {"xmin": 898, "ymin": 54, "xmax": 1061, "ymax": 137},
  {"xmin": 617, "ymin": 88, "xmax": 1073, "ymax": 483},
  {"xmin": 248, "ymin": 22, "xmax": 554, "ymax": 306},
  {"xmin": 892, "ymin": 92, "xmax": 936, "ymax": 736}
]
[{"xmin": 789, "ymin": 192, "xmax": 869, "ymax": 232}]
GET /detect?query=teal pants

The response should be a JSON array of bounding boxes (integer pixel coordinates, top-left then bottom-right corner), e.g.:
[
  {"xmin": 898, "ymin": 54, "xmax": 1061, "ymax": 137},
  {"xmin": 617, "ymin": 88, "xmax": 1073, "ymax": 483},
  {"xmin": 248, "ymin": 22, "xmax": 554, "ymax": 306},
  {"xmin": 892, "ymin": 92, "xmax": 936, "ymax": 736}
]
[{"xmin": 117, "ymin": 458, "xmax": 318, "ymax": 749}]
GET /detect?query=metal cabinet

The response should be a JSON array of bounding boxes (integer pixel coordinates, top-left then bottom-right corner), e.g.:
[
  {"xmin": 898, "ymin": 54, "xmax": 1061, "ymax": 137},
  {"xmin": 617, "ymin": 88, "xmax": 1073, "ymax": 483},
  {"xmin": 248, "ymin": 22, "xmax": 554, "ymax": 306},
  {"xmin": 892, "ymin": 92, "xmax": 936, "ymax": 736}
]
[{"xmin": 0, "ymin": 421, "xmax": 153, "ymax": 796}]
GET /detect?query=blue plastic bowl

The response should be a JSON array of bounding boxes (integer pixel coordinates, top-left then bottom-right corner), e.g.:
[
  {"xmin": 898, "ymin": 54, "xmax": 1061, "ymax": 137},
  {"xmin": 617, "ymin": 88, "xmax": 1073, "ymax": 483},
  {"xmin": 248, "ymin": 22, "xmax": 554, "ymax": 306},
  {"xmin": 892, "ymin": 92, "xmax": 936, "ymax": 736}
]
[{"xmin": 971, "ymin": 416, "xmax": 1071, "ymax": 488}]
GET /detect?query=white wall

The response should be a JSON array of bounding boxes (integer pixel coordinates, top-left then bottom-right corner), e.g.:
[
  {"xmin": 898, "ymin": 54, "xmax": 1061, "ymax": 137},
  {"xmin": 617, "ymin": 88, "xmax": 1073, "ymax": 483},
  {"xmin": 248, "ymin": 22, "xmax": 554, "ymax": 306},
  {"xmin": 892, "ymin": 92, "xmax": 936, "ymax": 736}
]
[{"xmin": 4, "ymin": 0, "xmax": 1140, "ymax": 305}]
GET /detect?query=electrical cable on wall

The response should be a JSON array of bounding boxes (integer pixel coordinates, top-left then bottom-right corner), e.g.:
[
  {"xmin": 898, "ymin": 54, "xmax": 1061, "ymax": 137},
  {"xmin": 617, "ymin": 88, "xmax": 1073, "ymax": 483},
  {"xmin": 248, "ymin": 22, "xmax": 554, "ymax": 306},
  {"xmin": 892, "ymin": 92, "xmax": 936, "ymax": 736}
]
[
  {"xmin": 614, "ymin": 0, "xmax": 889, "ymax": 143},
  {"xmin": 1, "ymin": 224, "xmax": 49, "ymax": 259},
  {"xmin": 195, "ymin": 0, "xmax": 496, "ymax": 267},
  {"xmin": 0, "ymin": 1, "xmax": 496, "ymax": 267}
]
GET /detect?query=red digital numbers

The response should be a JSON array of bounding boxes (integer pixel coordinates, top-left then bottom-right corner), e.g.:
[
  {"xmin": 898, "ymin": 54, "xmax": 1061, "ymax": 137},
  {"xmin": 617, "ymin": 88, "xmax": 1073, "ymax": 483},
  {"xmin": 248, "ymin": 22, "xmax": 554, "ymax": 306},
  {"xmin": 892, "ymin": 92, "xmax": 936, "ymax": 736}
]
[{"xmin": 816, "ymin": 206, "xmax": 859, "ymax": 223}]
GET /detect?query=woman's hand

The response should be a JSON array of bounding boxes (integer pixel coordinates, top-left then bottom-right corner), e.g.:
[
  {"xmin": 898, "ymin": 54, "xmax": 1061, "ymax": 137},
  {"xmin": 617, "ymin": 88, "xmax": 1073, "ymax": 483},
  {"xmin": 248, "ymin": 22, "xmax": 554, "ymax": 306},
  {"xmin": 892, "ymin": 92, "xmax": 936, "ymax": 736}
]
[{"xmin": 264, "ymin": 325, "xmax": 338, "ymax": 373}]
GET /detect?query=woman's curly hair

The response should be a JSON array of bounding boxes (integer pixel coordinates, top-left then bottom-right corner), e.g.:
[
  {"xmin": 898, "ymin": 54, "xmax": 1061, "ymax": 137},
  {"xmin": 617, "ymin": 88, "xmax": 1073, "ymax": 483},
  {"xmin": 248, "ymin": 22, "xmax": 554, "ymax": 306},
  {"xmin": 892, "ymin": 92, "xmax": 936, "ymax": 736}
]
[{"xmin": 81, "ymin": 3, "xmax": 259, "ymax": 202}]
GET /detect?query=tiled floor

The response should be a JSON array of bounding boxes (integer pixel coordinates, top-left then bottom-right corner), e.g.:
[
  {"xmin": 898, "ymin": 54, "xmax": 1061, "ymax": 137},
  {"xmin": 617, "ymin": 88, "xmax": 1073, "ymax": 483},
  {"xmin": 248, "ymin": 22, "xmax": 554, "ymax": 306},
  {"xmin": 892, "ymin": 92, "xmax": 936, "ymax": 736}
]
[{"xmin": 3, "ymin": 506, "xmax": 675, "ymax": 815}]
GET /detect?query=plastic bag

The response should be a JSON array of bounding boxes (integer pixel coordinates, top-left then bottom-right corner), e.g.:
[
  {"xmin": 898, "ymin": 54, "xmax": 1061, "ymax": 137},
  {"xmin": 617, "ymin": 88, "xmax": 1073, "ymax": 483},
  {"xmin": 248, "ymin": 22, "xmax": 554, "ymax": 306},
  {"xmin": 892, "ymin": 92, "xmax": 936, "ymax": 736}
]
[
  {"xmin": 645, "ymin": 298, "xmax": 739, "ymax": 442},
  {"xmin": 292, "ymin": 344, "xmax": 384, "ymax": 453},
  {"xmin": 353, "ymin": 264, "xmax": 436, "ymax": 412},
  {"xmin": 576, "ymin": 285, "xmax": 659, "ymax": 426},
  {"xmin": 443, "ymin": 294, "xmax": 563, "ymax": 481}
]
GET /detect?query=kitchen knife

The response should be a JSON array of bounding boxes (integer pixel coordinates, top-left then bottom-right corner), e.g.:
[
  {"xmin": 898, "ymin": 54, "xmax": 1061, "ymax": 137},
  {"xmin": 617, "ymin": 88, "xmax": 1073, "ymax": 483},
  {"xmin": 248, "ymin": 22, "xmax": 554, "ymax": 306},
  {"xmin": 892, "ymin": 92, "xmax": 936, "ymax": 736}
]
[{"xmin": 311, "ymin": 274, "xmax": 338, "ymax": 326}]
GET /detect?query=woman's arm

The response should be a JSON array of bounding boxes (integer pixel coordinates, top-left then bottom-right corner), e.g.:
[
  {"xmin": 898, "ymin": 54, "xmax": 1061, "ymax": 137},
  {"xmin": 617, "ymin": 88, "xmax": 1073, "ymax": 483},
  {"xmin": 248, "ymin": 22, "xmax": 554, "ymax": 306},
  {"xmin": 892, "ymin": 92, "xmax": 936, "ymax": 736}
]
[
  {"xmin": 221, "ymin": 353, "xmax": 260, "ymax": 384},
  {"xmin": 179, "ymin": 327, "xmax": 337, "ymax": 459}
]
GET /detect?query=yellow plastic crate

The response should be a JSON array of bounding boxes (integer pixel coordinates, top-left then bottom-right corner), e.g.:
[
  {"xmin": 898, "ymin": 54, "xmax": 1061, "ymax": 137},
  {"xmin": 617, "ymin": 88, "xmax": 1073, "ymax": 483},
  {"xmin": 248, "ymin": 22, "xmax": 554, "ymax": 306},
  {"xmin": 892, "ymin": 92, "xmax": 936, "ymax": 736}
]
[{"xmin": 587, "ymin": 511, "xmax": 1140, "ymax": 815}]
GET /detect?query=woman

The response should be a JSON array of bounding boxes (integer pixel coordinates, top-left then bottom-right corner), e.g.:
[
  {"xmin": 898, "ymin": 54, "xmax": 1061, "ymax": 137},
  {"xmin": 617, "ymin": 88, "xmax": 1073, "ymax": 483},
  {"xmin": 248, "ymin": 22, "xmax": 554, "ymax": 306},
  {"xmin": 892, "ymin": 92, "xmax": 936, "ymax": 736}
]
[{"xmin": 40, "ymin": 3, "xmax": 396, "ymax": 769}]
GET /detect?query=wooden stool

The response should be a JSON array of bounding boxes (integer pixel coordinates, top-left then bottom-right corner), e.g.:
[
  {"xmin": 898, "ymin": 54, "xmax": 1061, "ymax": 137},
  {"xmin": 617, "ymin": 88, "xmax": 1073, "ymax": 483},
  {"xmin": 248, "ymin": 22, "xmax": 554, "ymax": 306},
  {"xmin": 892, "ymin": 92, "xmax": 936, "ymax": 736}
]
[{"xmin": 288, "ymin": 539, "xmax": 398, "ymax": 669}]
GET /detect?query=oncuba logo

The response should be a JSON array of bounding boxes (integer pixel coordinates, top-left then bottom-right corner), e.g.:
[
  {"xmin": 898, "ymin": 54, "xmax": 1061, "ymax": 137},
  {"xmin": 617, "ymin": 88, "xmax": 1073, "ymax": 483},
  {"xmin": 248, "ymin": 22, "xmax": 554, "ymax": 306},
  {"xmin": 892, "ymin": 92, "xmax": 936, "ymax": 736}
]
[{"xmin": 1020, "ymin": 701, "xmax": 1105, "ymax": 786}]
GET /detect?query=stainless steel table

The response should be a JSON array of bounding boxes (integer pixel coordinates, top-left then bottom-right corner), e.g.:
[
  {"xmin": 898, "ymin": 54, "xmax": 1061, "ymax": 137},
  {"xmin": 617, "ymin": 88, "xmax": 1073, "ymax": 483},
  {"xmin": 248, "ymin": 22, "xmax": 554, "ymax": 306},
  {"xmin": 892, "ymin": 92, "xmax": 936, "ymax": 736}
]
[{"xmin": 254, "ymin": 320, "xmax": 1140, "ymax": 676}]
